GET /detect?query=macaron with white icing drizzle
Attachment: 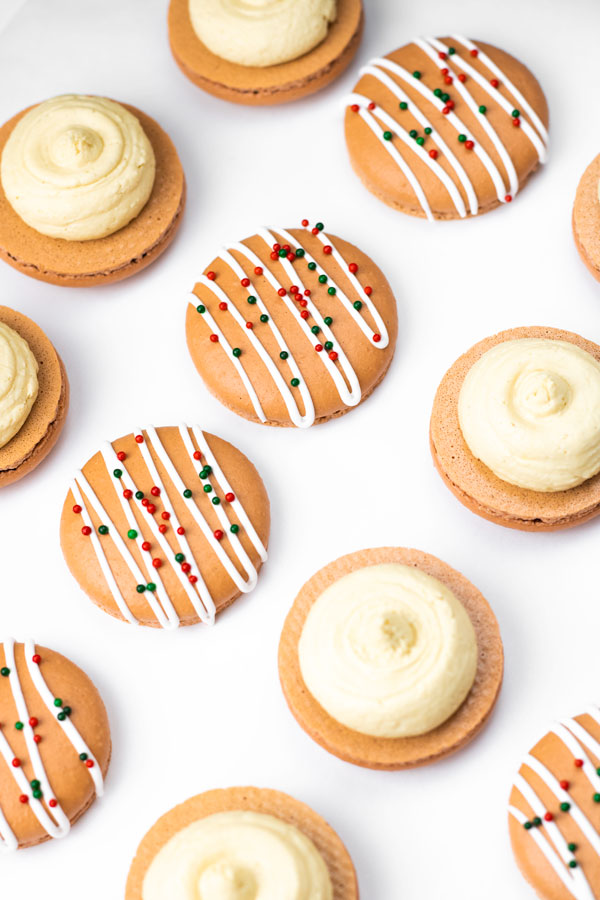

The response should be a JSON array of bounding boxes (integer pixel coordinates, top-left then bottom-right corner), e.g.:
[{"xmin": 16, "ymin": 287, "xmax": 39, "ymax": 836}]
[
  {"xmin": 431, "ymin": 326, "xmax": 600, "ymax": 531},
  {"xmin": 168, "ymin": 0, "xmax": 363, "ymax": 105},
  {"xmin": 60, "ymin": 425, "xmax": 270, "ymax": 628},
  {"xmin": 0, "ymin": 94, "xmax": 185, "ymax": 286},
  {"xmin": 509, "ymin": 706, "xmax": 600, "ymax": 900},
  {"xmin": 0, "ymin": 306, "xmax": 69, "ymax": 488},
  {"xmin": 185, "ymin": 219, "xmax": 397, "ymax": 427},
  {"xmin": 279, "ymin": 547, "xmax": 503, "ymax": 769},
  {"xmin": 345, "ymin": 36, "xmax": 548, "ymax": 219},
  {"xmin": 125, "ymin": 787, "xmax": 358, "ymax": 900},
  {"xmin": 0, "ymin": 639, "xmax": 110, "ymax": 851}
]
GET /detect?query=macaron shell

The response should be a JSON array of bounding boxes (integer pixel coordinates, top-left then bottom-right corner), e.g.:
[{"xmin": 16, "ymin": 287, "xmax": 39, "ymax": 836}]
[
  {"xmin": 126, "ymin": 787, "xmax": 358, "ymax": 899},
  {"xmin": 345, "ymin": 39, "xmax": 548, "ymax": 219},
  {"xmin": 278, "ymin": 547, "xmax": 503, "ymax": 770},
  {"xmin": 572, "ymin": 153, "xmax": 600, "ymax": 282},
  {"xmin": 0, "ymin": 642, "xmax": 111, "ymax": 849},
  {"xmin": 0, "ymin": 306, "xmax": 68, "ymax": 486},
  {"xmin": 0, "ymin": 103, "xmax": 185, "ymax": 286},
  {"xmin": 430, "ymin": 326, "xmax": 600, "ymax": 530},
  {"xmin": 60, "ymin": 427, "xmax": 270, "ymax": 627},
  {"xmin": 186, "ymin": 229, "xmax": 398, "ymax": 426},
  {"xmin": 168, "ymin": 0, "xmax": 363, "ymax": 105}
]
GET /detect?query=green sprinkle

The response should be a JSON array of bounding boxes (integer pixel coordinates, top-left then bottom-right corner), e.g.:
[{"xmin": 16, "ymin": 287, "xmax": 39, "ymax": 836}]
[
  {"xmin": 458, "ymin": 134, "xmax": 467, "ymax": 143},
  {"xmin": 175, "ymin": 553, "xmax": 185, "ymax": 563},
  {"xmin": 280, "ymin": 351, "xmax": 289, "ymax": 360},
  {"xmin": 560, "ymin": 802, "xmax": 571, "ymax": 812},
  {"xmin": 311, "ymin": 326, "xmax": 320, "ymax": 335},
  {"xmin": 232, "ymin": 348, "xmax": 242, "ymax": 358},
  {"xmin": 183, "ymin": 489, "xmax": 192, "ymax": 499},
  {"xmin": 308, "ymin": 262, "xmax": 317, "ymax": 271},
  {"xmin": 568, "ymin": 843, "xmax": 577, "ymax": 852},
  {"xmin": 200, "ymin": 466, "xmax": 212, "ymax": 478},
  {"xmin": 412, "ymin": 70, "xmax": 421, "ymax": 79},
  {"xmin": 0, "ymin": 668, "xmax": 9, "ymax": 677},
  {"xmin": 523, "ymin": 821, "xmax": 532, "ymax": 830},
  {"xmin": 441, "ymin": 92, "xmax": 450, "ymax": 102},
  {"xmin": 424, "ymin": 127, "xmax": 432, "ymax": 135},
  {"xmin": 594, "ymin": 794, "xmax": 600, "ymax": 803},
  {"xmin": 295, "ymin": 248, "xmax": 305, "ymax": 258},
  {"xmin": 212, "ymin": 497, "xmax": 220, "ymax": 505},
  {"xmin": 318, "ymin": 274, "xmax": 327, "ymax": 284},
  {"xmin": 135, "ymin": 491, "xmax": 144, "ymax": 500},
  {"xmin": 30, "ymin": 780, "xmax": 40, "ymax": 790},
  {"xmin": 433, "ymin": 88, "xmax": 442, "ymax": 98},
  {"xmin": 32, "ymin": 789, "xmax": 42, "ymax": 800},
  {"xmin": 247, "ymin": 295, "xmax": 257, "ymax": 304},
  {"xmin": 324, "ymin": 316, "xmax": 333, "ymax": 326},
  {"xmin": 278, "ymin": 248, "xmax": 287, "ymax": 258},
  {"xmin": 532, "ymin": 817, "xmax": 542, "ymax": 827},
  {"xmin": 260, "ymin": 314, "xmax": 269, "ymax": 323},
  {"xmin": 146, "ymin": 582, "xmax": 156, "ymax": 592},
  {"xmin": 327, "ymin": 286, "xmax": 336, "ymax": 295},
  {"xmin": 479, "ymin": 105, "xmax": 487, "ymax": 114},
  {"xmin": 315, "ymin": 222, "xmax": 324, "ymax": 231},
  {"xmin": 196, "ymin": 305, "xmax": 206, "ymax": 314},
  {"xmin": 416, "ymin": 137, "xmax": 425, "ymax": 146},
  {"xmin": 409, "ymin": 129, "xmax": 417, "ymax": 139},
  {"xmin": 53, "ymin": 698, "xmax": 62, "ymax": 708},
  {"xmin": 569, "ymin": 861, "xmax": 578, "ymax": 869},
  {"xmin": 112, "ymin": 468, "xmax": 123, "ymax": 479},
  {"xmin": 79, "ymin": 753, "xmax": 88, "ymax": 762},
  {"xmin": 127, "ymin": 529, "xmax": 138, "ymax": 540},
  {"xmin": 399, "ymin": 101, "xmax": 408, "ymax": 110},
  {"xmin": 136, "ymin": 584, "xmax": 146, "ymax": 593},
  {"xmin": 203, "ymin": 484, "xmax": 213, "ymax": 493},
  {"xmin": 512, "ymin": 109, "xmax": 520, "ymax": 118},
  {"xmin": 62, "ymin": 707, "xmax": 71, "ymax": 717},
  {"xmin": 448, "ymin": 46, "xmax": 456, "ymax": 55},
  {"xmin": 324, "ymin": 341, "xmax": 334, "ymax": 351},
  {"xmin": 98, "ymin": 525, "xmax": 109, "ymax": 535},
  {"xmin": 230, "ymin": 524, "xmax": 240, "ymax": 534},
  {"xmin": 57, "ymin": 712, "xmax": 66, "ymax": 722},
  {"xmin": 383, "ymin": 130, "xmax": 393, "ymax": 141},
  {"xmin": 291, "ymin": 378, "xmax": 300, "ymax": 387},
  {"xmin": 15, "ymin": 721, "xmax": 23, "ymax": 731},
  {"xmin": 353, "ymin": 300, "xmax": 362, "ymax": 311}
]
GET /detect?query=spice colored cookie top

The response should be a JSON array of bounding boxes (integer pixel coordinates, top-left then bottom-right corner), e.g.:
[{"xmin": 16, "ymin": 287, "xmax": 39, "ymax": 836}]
[
  {"xmin": 126, "ymin": 787, "xmax": 358, "ymax": 900},
  {"xmin": 0, "ymin": 306, "xmax": 68, "ymax": 487},
  {"xmin": 60, "ymin": 425, "xmax": 270, "ymax": 629},
  {"xmin": 168, "ymin": 0, "xmax": 363, "ymax": 105},
  {"xmin": 430, "ymin": 326, "xmax": 600, "ymax": 531},
  {"xmin": 0, "ymin": 99, "xmax": 185, "ymax": 286},
  {"xmin": 186, "ymin": 220, "xmax": 397, "ymax": 427},
  {"xmin": 509, "ymin": 707, "xmax": 600, "ymax": 900},
  {"xmin": 573, "ymin": 153, "xmax": 600, "ymax": 283},
  {"xmin": 345, "ymin": 36, "xmax": 548, "ymax": 219},
  {"xmin": 0, "ymin": 639, "xmax": 110, "ymax": 850},
  {"xmin": 279, "ymin": 547, "xmax": 503, "ymax": 769}
]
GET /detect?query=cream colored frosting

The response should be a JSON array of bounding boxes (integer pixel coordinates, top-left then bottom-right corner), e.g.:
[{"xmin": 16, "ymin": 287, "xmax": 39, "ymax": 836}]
[
  {"xmin": 458, "ymin": 338, "xmax": 600, "ymax": 492},
  {"xmin": 298, "ymin": 563, "xmax": 478, "ymax": 739},
  {"xmin": 188, "ymin": 0, "xmax": 337, "ymax": 67},
  {"xmin": 1, "ymin": 94, "xmax": 155, "ymax": 241},
  {"xmin": 0, "ymin": 321, "xmax": 38, "ymax": 449},
  {"xmin": 142, "ymin": 810, "xmax": 332, "ymax": 900}
]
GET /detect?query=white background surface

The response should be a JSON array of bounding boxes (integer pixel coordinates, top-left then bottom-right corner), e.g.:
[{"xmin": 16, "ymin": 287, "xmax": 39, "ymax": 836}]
[{"xmin": 0, "ymin": 0, "xmax": 598, "ymax": 897}]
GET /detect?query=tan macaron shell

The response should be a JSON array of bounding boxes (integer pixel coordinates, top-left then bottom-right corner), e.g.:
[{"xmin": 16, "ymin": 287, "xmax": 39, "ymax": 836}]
[
  {"xmin": 0, "ymin": 306, "xmax": 68, "ymax": 486},
  {"xmin": 345, "ymin": 39, "xmax": 548, "ymax": 219},
  {"xmin": 0, "ymin": 102, "xmax": 185, "ymax": 286},
  {"xmin": 430, "ymin": 326, "xmax": 600, "ymax": 531},
  {"xmin": 0, "ymin": 642, "xmax": 110, "ymax": 849},
  {"xmin": 186, "ymin": 228, "xmax": 398, "ymax": 426},
  {"xmin": 126, "ymin": 787, "xmax": 358, "ymax": 900},
  {"xmin": 168, "ymin": 0, "xmax": 363, "ymax": 105},
  {"xmin": 278, "ymin": 547, "xmax": 503, "ymax": 770},
  {"xmin": 509, "ymin": 711, "xmax": 600, "ymax": 900},
  {"xmin": 60, "ymin": 427, "xmax": 270, "ymax": 628},
  {"xmin": 573, "ymin": 153, "xmax": 600, "ymax": 282}
]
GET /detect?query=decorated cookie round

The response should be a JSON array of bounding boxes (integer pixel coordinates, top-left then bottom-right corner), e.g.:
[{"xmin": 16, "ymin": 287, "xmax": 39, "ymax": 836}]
[
  {"xmin": 186, "ymin": 219, "xmax": 397, "ymax": 427},
  {"xmin": 0, "ymin": 306, "xmax": 68, "ymax": 487},
  {"xmin": 345, "ymin": 36, "xmax": 548, "ymax": 220},
  {"xmin": 573, "ymin": 154, "xmax": 600, "ymax": 282},
  {"xmin": 509, "ymin": 706, "xmax": 600, "ymax": 900},
  {"xmin": 126, "ymin": 787, "xmax": 357, "ymax": 900},
  {"xmin": 278, "ymin": 547, "xmax": 503, "ymax": 769},
  {"xmin": 60, "ymin": 425, "xmax": 270, "ymax": 628},
  {"xmin": 0, "ymin": 95, "xmax": 185, "ymax": 286},
  {"xmin": 0, "ymin": 639, "xmax": 110, "ymax": 850},
  {"xmin": 168, "ymin": 0, "xmax": 363, "ymax": 105},
  {"xmin": 430, "ymin": 326, "xmax": 600, "ymax": 531}
]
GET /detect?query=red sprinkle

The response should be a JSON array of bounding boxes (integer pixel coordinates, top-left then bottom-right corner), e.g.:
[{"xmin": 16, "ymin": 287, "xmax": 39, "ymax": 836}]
[
  {"xmin": 49, "ymin": 799, "xmax": 57, "ymax": 808},
  {"xmin": 272, "ymin": 243, "xmax": 281, "ymax": 252},
  {"xmin": 441, "ymin": 67, "xmax": 449, "ymax": 75},
  {"xmin": 442, "ymin": 106, "xmax": 451, "ymax": 115},
  {"xmin": 490, "ymin": 78, "xmax": 499, "ymax": 88},
  {"xmin": 447, "ymin": 100, "xmax": 455, "ymax": 110},
  {"xmin": 225, "ymin": 492, "xmax": 235, "ymax": 502},
  {"xmin": 209, "ymin": 334, "xmax": 219, "ymax": 343},
  {"xmin": 315, "ymin": 344, "xmax": 324, "ymax": 353},
  {"xmin": 151, "ymin": 486, "xmax": 160, "ymax": 497},
  {"xmin": 29, "ymin": 717, "xmax": 38, "ymax": 727},
  {"xmin": 181, "ymin": 563, "xmax": 191, "ymax": 573},
  {"xmin": 429, "ymin": 149, "xmax": 439, "ymax": 159},
  {"xmin": 470, "ymin": 48, "xmax": 478, "ymax": 57},
  {"xmin": 458, "ymin": 73, "xmax": 467, "ymax": 83},
  {"xmin": 135, "ymin": 435, "xmax": 144, "ymax": 443},
  {"xmin": 270, "ymin": 251, "xmax": 278, "ymax": 260},
  {"xmin": 350, "ymin": 103, "xmax": 359, "ymax": 113},
  {"xmin": 240, "ymin": 278, "xmax": 250, "ymax": 288},
  {"xmin": 303, "ymin": 289, "xmax": 311, "ymax": 297},
  {"xmin": 214, "ymin": 529, "xmax": 224, "ymax": 541},
  {"xmin": 81, "ymin": 526, "xmax": 92, "ymax": 536},
  {"xmin": 161, "ymin": 512, "xmax": 170, "ymax": 520},
  {"xmin": 85, "ymin": 760, "xmax": 94, "ymax": 769},
  {"xmin": 544, "ymin": 812, "xmax": 554, "ymax": 822},
  {"xmin": 117, "ymin": 451, "xmax": 126, "ymax": 462},
  {"xmin": 12, "ymin": 759, "xmax": 20, "ymax": 768},
  {"xmin": 218, "ymin": 301, "xmax": 228, "ymax": 311},
  {"xmin": 177, "ymin": 527, "xmax": 185, "ymax": 535},
  {"xmin": 33, "ymin": 735, "xmax": 41, "ymax": 744},
  {"xmin": 575, "ymin": 758, "xmax": 584, "ymax": 768},
  {"xmin": 438, "ymin": 51, "xmax": 447, "ymax": 60},
  {"xmin": 146, "ymin": 504, "xmax": 156, "ymax": 514},
  {"xmin": 512, "ymin": 118, "xmax": 521, "ymax": 128},
  {"xmin": 560, "ymin": 780, "xmax": 569, "ymax": 790},
  {"xmin": 246, "ymin": 321, "xmax": 253, "ymax": 329},
  {"xmin": 19, "ymin": 794, "xmax": 28, "ymax": 804},
  {"xmin": 193, "ymin": 450, "xmax": 201, "ymax": 460},
  {"xmin": 373, "ymin": 333, "xmax": 381, "ymax": 343},
  {"xmin": 367, "ymin": 101, "xmax": 376, "ymax": 110},
  {"xmin": 329, "ymin": 351, "xmax": 339, "ymax": 361},
  {"xmin": 72, "ymin": 504, "xmax": 82, "ymax": 514},
  {"xmin": 152, "ymin": 558, "xmax": 162, "ymax": 569},
  {"xmin": 206, "ymin": 271, "xmax": 216, "ymax": 281},
  {"xmin": 299, "ymin": 300, "xmax": 308, "ymax": 308},
  {"xmin": 465, "ymin": 140, "xmax": 474, "ymax": 150},
  {"xmin": 32, "ymin": 654, "xmax": 41, "ymax": 665},
  {"xmin": 277, "ymin": 288, "xmax": 287, "ymax": 297},
  {"xmin": 349, "ymin": 263, "xmax": 358, "ymax": 274},
  {"xmin": 189, "ymin": 575, "xmax": 198, "ymax": 584},
  {"xmin": 290, "ymin": 285, "xmax": 299, "ymax": 294},
  {"xmin": 158, "ymin": 524, "xmax": 167, "ymax": 534},
  {"xmin": 444, "ymin": 75, "xmax": 453, "ymax": 85},
  {"xmin": 311, "ymin": 227, "xmax": 319, "ymax": 235},
  {"xmin": 254, "ymin": 266, "xmax": 263, "ymax": 275},
  {"xmin": 300, "ymin": 310, "xmax": 309, "ymax": 320},
  {"xmin": 364, "ymin": 286, "xmax": 373, "ymax": 296},
  {"xmin": 285, "ymin": 252, "xmax": 294, "ymax": 262},
  {"xmin": 142, "ymin": 541, "xmax": 151, "ymax": 552},
  {"xmin": 323, "ymin": 245, "xmax": 332, "ymax": 255},
  {"xmin": 301, "ymin": 219, "xmax": 309, "ymax": 227},
  {"xmin": 141, "ymin": 498, "xmax": 149, "ymax": 507},
  {"xmin": 505, "ymin": 194, "xmax": 513, "ymax": 203},
  {"xmin": 123, "ymin": 489, "xmax": 133, "ymax": 500}
]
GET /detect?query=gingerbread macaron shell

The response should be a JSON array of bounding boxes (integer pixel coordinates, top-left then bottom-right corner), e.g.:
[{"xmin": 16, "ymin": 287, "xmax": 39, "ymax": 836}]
[
  {"xmin": 278, "ymin": 547, "xmax": 503, "ymax": 770},
  {"xmin": 186, "ymin": 224, "xmax": 397, "ymax": 427},
  {"xmin": 0, "ymin": 102, "xmax": 185, "ymax": 287},
  {"xmin": 430, "ymin": 326, "xmax": 600, "ymax": 531},
  {"xmin": 60, "ymin": 426, "xmax": 270, "ymax": 628},
  {"xmin": 126, "ymin": 787, "xmax": 358, "ymax": 900},
  {"xmin": 0, "ymin": 640, "xmax": 110, "ymax": 850},
  {"xmin": 0, "ymin": 306, "xmax": 68, "ymax": 487},
  {"xmin": 573, "ymin": 154, "xmax": 600, "ymax": 282},
  {"xmin": 168, "ymin": 0, "xmax": 363, "ymax": 105},
  {"xmin": 509, "ymin": 708, "xmax": 600, "ymax": 900},
  {"xmin": 345, "ymin": 37, "xmax": 548, "ymax": 220}
]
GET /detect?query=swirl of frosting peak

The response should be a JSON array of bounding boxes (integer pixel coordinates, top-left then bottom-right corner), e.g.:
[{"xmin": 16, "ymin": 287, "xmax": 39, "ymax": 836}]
[
  {"xmin": 298, "ymin": 563, "xmax": 478, "ymax": 738},
  {"xmin": 1, "ymin": 94, "xmax": 155, "ymax": 241},
  {"xmin": 0, "ymin": 321, "xmax": 38, "ymax": 449},
  {"xmin": 458, "ymin": 338, "xmax": 600, "ymax": 492},
  {"xmin": 188, "ymin": 0, "xmax": 337, "ymax": 67},
  {"xmin": 142, "ymin": 811, "xmax": 332, "ymax": 900}
]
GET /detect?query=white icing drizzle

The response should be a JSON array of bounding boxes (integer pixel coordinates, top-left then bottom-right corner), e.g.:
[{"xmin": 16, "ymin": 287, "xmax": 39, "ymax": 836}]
[
  {"xmin": 195, "ymin": 225, "xmax": 389, "ymax": 426},
  {"xmin": 0, "ymin": 638, "xmax": 102, "ymax": 851},
  {"xmin": 347, "ymin": 37, "xmax": 548, "ymax": 218},
  {"xmin": 509, "ymin": 710, "xmax": 600, "ymax": 899},
  {"xmin": 70, "ymin": 426, "xmax": 265, "ymax": 628}
]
